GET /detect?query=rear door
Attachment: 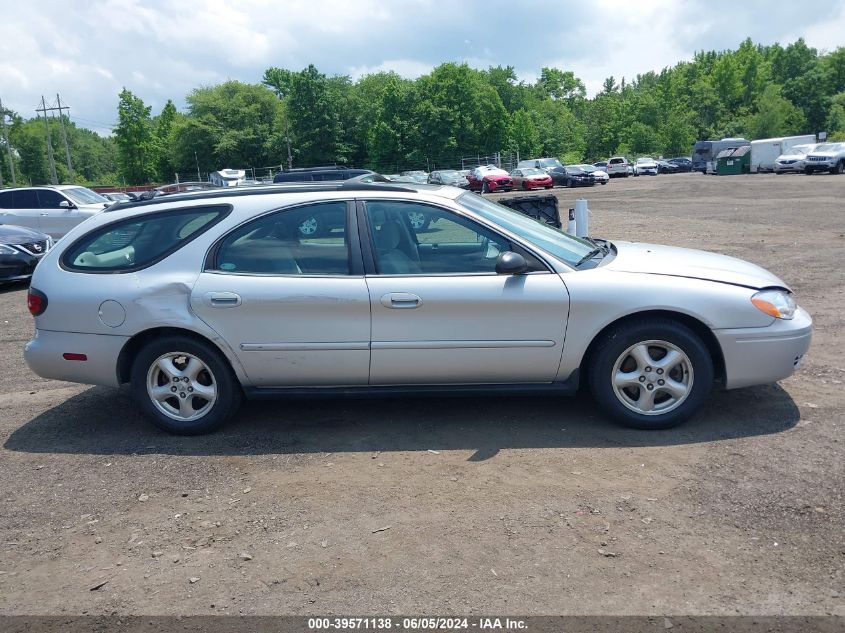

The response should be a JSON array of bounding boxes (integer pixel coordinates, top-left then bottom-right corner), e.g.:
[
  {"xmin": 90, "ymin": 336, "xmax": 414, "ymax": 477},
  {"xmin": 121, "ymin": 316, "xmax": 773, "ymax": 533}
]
[
  {"xmin": 361, "ymin": 199, "xmax": 569, "ymax": 385},
  {"xmin": 0, "ymin": 190, "xmax": 41, "ymax": 231},
  {"xmin": 190, "ymin": 200, "xmax": 371, "ymax": 387}
]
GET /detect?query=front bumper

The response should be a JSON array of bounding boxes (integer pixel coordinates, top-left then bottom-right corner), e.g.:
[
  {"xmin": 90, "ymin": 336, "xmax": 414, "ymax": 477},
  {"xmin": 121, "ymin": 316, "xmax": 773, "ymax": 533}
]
[
  {"xmin": 0, "ymin": 252, "xmax": 42, "ymax": 282},
  {"xmin": 25, "ymin": 329, "xmax": 129, "ymax": 387},
  {"xmin": 713, "ymin": 307, "xmax": 812, "ymax": 389},
  {"xmin": 774, "ymin": 162, "xmax": 804, "ymax": 172}
]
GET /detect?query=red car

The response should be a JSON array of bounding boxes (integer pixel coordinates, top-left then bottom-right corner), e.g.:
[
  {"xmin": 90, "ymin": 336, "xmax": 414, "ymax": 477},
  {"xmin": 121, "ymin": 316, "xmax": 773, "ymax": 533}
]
[
  {"xmin": 466, "ymin": 166, "xmax": 513, "ymax": 193},
  {"xmin": 510, "ymin": 167, "xmax": 553, "ymax": 190}
]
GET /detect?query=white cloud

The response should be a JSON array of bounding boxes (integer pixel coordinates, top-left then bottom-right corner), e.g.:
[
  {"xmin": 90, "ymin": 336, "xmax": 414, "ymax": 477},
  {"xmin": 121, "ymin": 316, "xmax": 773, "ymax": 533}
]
[{"xmin": 0, "ymin": 1, "xmax": 841, "ymax": 136}]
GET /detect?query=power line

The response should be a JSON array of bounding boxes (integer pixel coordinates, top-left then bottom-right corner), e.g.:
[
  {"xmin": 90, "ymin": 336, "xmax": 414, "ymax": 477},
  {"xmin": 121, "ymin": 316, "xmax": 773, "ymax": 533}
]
[
  {"xmin": 35, "ymin": 96, "xmax": 59, "ymax": 185},
  {"xmin": 0, "ymin": 97, "xmax": 13, "ymax": 186}
]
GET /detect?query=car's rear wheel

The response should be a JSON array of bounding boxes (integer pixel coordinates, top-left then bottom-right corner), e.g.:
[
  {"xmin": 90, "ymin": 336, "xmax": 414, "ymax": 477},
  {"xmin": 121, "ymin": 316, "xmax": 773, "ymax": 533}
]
[
  {"xmin": 130, "ymin": 336, "xmax": 242, "ymax": 435},
  {"xmin": 588, "ymin": 319, "xmax": 714, "ymax": 430}
]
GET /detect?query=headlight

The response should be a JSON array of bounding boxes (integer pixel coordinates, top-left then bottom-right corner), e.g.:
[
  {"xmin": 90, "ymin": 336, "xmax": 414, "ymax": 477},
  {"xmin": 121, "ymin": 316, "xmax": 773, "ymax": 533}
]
[
  {"xmin": 0, "ymin": 244, "xmax": 18, "ymax": 255},
  {"xmin": 751, "ymin": 289, "xmax": 796, "ymax": 320}
]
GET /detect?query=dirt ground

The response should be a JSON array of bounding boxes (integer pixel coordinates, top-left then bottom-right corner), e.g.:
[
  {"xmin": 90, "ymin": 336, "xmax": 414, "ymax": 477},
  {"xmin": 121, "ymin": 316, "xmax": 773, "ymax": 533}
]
[{"xmin": 0, "ymin": 173, "xmax": 842, "ymax": 617}]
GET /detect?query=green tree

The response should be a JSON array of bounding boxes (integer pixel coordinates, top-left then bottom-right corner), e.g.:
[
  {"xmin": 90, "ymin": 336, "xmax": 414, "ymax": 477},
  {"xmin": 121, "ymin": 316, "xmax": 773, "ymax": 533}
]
[
  {"xmin": 114, "ymin": 88, "xmax": 156, "ymax": 184},
  {"xmin": 286, "ymin": 65, "xmax": 346, "ymax": 166},
  {"xmin": 506, "ymin": 109, "xmax": 540, "ymax": 158},
  {"xmin": 745, "ymin": 84, "xmax": 805, "ymax": 138}
]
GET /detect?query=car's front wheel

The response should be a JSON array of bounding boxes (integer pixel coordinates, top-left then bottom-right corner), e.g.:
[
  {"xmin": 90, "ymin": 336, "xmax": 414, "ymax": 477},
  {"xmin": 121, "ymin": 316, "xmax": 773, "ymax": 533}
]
[
  {"xmin": 588, "ymin": 319, "xmax": 714, "ymax": 430},
  {"xmin": 481, "ymin": 181, "xmax": 490, "ymax": 193},
  {"xmin": 130, "ymin": 336, "xmax": 242, "ymax": 435}
]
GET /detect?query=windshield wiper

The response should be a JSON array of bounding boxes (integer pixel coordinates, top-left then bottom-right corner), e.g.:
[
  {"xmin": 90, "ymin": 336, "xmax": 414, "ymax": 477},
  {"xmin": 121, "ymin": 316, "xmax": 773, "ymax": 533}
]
[{"xmin": 574, "ymin": 247, "xmax": 603, "ymax": 267}]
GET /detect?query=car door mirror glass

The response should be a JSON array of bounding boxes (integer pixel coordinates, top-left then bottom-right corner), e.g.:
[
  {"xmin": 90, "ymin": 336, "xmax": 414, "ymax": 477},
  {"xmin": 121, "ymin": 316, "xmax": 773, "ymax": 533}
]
[
  {"xmin": 59, "ymin": 200, "xmax": 73, "ymax": 209},
  {"xmin": 495, "ymin": 251, "xmax": 528, "ymax": 275}
]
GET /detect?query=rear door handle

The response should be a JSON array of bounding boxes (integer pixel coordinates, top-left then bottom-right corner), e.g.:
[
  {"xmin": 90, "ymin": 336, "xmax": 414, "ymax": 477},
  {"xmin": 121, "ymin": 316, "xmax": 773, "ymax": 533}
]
[
  {"xmin": 380, "ymin": 293, "xmax": 422, "ymax": 309},
  {"xmin": 205, "ymin": 291, "xmax": 242, "ymax": 308}
]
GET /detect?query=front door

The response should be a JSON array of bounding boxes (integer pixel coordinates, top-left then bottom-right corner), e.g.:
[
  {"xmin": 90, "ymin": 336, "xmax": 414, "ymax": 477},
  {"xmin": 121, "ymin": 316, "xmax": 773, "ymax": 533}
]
[
  {"xmin": 34, "ymin": 189, "xmax": 85, "ymax": 239},
  {"xmin": 362, "ymin": 200, "xmax": 569, "ymax": 385},
  {"xmin": 190, "ymin": 201, "xmax": 371, "ymax": 387}
]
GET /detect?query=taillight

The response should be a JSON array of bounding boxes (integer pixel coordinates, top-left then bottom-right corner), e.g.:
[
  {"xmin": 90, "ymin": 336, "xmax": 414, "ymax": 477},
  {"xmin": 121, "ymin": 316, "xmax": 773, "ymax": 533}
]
[{"xmin": 27, "ymin": 288, "xmax": 48, "ymax": 316}]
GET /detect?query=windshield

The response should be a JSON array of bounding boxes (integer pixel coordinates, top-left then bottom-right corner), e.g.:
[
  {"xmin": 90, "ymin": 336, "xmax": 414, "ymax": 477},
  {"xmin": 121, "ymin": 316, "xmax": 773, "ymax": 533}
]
[
  {"xmin": 577, "ymin": 164, "xmax": 597, "ymax": 172},
  {"xmin": 457, "ymin": 192, "xmax": 596, "ymax": 268},
  {"xmin": 63, "ymin": 187, "xmax": 108, "ymax": 205},
  {"xmin": 789, "ymin": 144, "xmax": 814, "ymax": 155},
  {"xmin": 637, "ymin": 158, "xmax": 653, "ymax": 164},
  {"xmin": 538, "ymin": 158, "xmax": 561, "ymax": 168},
  {"xmin": 521, "ymin": 168, "xmax": 542, "ymax": 175}
]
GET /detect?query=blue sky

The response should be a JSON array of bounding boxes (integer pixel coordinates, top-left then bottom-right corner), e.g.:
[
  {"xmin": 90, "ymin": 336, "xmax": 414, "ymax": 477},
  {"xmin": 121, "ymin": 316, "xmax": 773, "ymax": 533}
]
[{"xmin": 1, "ymin": 0, "xmax": 843, "ymax": 135}]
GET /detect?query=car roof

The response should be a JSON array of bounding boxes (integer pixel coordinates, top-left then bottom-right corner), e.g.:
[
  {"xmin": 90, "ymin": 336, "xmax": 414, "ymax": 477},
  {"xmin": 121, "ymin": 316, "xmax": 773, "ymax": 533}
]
[{"xmin": 0, "ymin": 184, "xmax": 85, "ymax": 192}]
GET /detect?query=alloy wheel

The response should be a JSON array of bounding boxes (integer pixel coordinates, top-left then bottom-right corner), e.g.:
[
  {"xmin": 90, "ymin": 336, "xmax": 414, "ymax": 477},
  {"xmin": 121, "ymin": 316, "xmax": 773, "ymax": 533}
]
[
  {"xmin": 611, "ymin": 340, "xmax": 693, "ymax": 415},
  {"xmin": 146, "ymin": 352, "xmax": 218, "ymax": 422}
]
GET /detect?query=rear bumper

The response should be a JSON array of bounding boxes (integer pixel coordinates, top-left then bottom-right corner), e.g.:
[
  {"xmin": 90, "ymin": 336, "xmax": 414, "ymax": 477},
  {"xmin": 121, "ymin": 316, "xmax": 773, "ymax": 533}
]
[
  {"xmin": 714, "ymin": 307, "xmax": 812, "ymax": 389},
  {"xmin": 24, "ymin": 329, "xmax": 128, "ymax": 387}
]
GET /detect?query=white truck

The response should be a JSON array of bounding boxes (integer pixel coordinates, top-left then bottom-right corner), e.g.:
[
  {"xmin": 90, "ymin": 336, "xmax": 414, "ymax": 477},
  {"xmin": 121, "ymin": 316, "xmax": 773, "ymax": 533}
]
[
  {"xmin": 209, "ymin": 169, "xmax": 246, "ymax": 187},
  {"xmin": 750, "ymin": 135, "xmax": 816, "ymax": 173}
]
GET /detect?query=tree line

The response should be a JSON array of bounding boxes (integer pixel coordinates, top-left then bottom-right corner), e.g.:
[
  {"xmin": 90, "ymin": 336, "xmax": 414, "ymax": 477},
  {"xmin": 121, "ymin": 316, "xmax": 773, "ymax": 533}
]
[{"xmin": 1, "ymin": 37, "xmax": 844, "ymax": 187}]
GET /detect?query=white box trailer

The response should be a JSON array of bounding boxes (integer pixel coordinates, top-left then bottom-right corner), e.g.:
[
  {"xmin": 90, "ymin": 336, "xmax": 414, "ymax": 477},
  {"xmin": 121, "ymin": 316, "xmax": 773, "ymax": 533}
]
[
  {"xmin": 750, "ymin": 135, "xmax": 816, "ymax": 173},
  {"xmin": 209, "ymin": 169, "xmax": 246, "ymax": 187}
]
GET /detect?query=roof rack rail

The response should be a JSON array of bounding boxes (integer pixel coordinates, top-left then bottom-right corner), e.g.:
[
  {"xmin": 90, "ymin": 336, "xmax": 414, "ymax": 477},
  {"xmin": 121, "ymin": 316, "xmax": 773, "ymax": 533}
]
[{"xmin": 104, "ymin": 181, "xmax": 418, "ymax": 212}]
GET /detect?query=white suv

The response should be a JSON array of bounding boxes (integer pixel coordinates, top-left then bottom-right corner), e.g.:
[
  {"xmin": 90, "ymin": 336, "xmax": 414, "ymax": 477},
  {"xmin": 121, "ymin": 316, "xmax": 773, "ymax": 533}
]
[
  {"xmin": 0, "ymin": 185, "xmax": 111, "ymax": 239},
  {"xmin": 803, "ymin": 143, "xmax": 845, "ymax": 175},
  {"xmin": 605, "ymin": 157, "xmax": 630, "ymax": 178}
]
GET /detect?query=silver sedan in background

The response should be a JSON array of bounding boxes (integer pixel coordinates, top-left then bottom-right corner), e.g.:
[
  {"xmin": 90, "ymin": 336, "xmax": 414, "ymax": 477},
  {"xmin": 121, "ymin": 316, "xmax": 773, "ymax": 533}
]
[{"xmin": 24, "ymin": 182, "xmax": 811, "ymax": 434}]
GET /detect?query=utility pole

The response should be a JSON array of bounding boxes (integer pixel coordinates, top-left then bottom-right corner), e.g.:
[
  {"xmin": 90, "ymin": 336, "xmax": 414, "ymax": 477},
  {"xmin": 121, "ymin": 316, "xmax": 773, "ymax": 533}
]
[
  {"xmin": 36, "ymin": 96, "xmax": 59, "ymax": 184},
  {"xmin": 194, "ymin": 151, "xmax": 201, "ymax": 182},
  {"xmin": 1, "ymin": 99, "xmax": 17, "ymax": 186},
  {"xmin": 55, "ymin": 94, "xmax": 74, "ymax": 177}
]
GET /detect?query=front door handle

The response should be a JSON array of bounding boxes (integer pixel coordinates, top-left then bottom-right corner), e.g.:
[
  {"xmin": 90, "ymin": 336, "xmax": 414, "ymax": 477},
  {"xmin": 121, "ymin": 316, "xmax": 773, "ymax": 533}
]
[
  {"xmin": 380, "ymin": 293, "xmax": 422, "ymax": 309},
  {"xmin": 205, "ymin": 291, "xmax": 242, "ymax": 308}
]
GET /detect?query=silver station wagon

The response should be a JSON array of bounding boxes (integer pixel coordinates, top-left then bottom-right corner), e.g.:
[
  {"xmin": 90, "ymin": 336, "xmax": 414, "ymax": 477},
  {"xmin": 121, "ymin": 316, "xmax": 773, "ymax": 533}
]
[{"xmin": 24, "ymin": 181, "xmax": 812, "ymax": 434}]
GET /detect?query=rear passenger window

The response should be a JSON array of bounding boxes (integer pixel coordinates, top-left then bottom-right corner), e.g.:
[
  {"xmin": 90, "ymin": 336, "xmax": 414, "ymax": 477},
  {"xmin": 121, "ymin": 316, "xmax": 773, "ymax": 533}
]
[
  {"xmin": 212, "ymin": 202, "xmax": 350, "ymax": 275},
  {"xmin": 0, "ymin": 191, "xmax": 12, "ymax": 208},
  {"xmin": 62, "ymin": 206, "xmax": 229, "ymax": 272}
]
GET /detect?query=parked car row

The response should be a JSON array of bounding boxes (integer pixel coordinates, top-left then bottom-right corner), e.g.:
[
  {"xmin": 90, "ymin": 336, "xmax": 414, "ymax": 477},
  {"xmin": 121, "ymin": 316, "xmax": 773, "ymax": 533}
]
[{"xmin": 775, "ymin": 142, "xmax": 845, "ymax": 175}]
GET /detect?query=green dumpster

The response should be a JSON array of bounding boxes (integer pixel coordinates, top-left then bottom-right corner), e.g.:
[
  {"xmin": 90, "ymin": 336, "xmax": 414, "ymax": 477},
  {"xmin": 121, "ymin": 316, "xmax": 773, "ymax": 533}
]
[{"xmin": 715, "ymin": 145, "xmax": 751, "ymax": 175}]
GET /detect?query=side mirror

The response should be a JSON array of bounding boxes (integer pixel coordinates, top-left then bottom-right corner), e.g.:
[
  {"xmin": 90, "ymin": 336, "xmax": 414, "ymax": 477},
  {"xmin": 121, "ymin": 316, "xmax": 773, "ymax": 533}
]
[
  {"xmin": 58, "ymin": 200, "xmax": 74, "ymax": 210},
  {"xmin": 495, "ymin": 251, "xmax": 528, "ymax": 275}
]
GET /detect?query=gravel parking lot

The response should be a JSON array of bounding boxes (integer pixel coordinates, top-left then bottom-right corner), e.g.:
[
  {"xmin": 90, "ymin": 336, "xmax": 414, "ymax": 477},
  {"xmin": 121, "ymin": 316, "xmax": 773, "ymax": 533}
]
[{"xmin": 0, "ymin": 173, "xmax": 842, "ymax": 616}]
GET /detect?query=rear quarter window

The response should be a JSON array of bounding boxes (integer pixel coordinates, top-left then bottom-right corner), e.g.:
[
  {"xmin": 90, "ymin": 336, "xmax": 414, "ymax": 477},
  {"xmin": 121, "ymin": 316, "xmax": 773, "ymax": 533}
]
[{"xmin": 61, "ymin": 205, "xmax": 230, "ymax": 273}]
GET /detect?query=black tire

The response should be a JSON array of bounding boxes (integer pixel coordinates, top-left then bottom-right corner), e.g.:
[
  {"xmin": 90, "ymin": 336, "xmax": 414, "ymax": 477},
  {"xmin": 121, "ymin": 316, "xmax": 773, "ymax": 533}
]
[
  {"xmin": 130, "ymin": 335, "xmax": 242, "ymax": 435},
  {"xmin": 804, "ymin": 166, "xmax": 813, "ymax": 175},
  {"xmin": 832, "ymin": 161, "xmax": 844, "ymax": 175},
  {"xmin": 522, "ymin": 182, "xmax": 529, "ymax": 190},
  {"xmin": 587, "ymin": 318, "xmax": 714, "ymax": 430},
  {"xmin": 567, "ymin": 178, "xmax": 575, "ymax": 188}
]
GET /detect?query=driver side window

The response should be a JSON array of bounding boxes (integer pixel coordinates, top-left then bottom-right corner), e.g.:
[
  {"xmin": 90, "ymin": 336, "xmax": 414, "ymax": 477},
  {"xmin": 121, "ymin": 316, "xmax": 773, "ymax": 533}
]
[{"xmin": 366, "ymin": 201, "xmax": 510, "ymax": 275}]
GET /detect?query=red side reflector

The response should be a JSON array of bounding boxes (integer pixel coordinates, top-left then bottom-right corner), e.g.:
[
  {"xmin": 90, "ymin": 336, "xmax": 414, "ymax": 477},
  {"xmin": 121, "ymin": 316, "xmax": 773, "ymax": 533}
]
[{"xmin": 62, "ymin": 353, "xmax": 88, "ymax": 361}]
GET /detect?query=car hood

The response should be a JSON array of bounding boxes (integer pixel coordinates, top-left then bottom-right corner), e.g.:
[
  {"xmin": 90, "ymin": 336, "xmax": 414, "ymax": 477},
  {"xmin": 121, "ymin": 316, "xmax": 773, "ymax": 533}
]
[
  {"xmin": 0, "ymin": 224, "xmax": 49, "ymax": 244},
  {"xmin": 777, "ymin": 154, "xmax": 806, "ymax": 160},
  {"xmin": 603, "ymin": 241, "xmax": 788, "ymax": 290},
  {"xmin": 484, "ymin": 173, "xmax": 511, "ymax": 180}
]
